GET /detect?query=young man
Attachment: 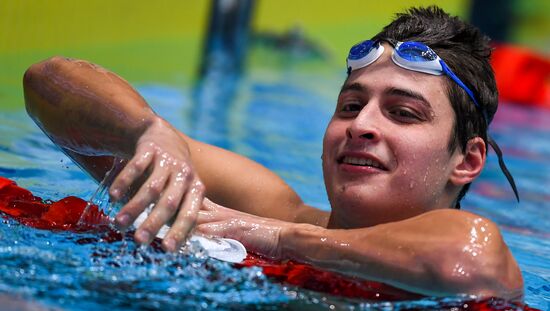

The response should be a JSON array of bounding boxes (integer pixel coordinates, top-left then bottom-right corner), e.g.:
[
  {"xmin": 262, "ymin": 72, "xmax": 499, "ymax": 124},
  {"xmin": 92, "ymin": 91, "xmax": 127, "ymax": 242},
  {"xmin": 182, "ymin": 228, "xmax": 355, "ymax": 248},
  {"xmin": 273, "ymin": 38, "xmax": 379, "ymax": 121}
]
[{"xmin": 23, "ymin": 7, "xmax": 522, "ymax": 298}]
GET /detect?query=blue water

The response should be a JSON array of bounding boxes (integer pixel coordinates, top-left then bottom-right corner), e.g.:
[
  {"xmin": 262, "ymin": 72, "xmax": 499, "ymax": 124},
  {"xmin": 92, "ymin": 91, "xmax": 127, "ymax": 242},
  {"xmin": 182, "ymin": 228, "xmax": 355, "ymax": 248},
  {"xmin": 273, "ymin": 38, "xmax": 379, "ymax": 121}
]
[{"xmin": 0, "ymin": 67, "xmax": 549, "ymax": 310}]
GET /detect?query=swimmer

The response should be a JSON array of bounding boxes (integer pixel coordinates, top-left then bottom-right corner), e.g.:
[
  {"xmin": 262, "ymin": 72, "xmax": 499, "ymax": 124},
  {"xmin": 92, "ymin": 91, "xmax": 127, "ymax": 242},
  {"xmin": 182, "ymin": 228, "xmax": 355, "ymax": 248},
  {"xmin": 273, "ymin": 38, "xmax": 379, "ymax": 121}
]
[{"xmin": 23, "ymin": 6, "xmax": 523, "ymax": 299}]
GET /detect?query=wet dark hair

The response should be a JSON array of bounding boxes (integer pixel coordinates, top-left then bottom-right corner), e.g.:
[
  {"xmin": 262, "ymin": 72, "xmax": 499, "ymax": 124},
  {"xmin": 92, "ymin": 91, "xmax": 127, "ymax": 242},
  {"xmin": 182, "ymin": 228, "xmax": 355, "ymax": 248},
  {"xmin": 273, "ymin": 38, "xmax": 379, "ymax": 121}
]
[{"xmin": 369, "ymin": 6, "xmax": 509, "ymax": 207}]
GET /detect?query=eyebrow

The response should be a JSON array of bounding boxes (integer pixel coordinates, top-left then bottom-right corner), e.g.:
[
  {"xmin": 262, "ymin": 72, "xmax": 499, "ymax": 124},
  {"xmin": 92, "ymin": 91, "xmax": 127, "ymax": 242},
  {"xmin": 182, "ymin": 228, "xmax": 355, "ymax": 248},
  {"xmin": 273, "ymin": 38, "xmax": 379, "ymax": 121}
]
[
  {"xmin": 340, "ymin": 82, "xmax": 433, "ymax": 110},
  {"xmin": 385, "ymin": 87, "xmax": 433, "ymax": 110},
  {"xmin": 339, "ymin": 82, "xmax": 367, "ymax": 94}
]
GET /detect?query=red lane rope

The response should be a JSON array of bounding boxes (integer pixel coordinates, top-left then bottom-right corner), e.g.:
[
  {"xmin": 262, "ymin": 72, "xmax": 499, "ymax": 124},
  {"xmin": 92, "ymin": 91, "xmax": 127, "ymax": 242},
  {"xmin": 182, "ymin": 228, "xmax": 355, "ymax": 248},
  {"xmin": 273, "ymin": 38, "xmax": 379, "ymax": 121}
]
[
  {"xmin": 0, "ymin": 176, "xmax": 539, "ymax": 309},
  {"xmin": 492, "ymin": 43, "xmax": 550, "ymax": 108}
]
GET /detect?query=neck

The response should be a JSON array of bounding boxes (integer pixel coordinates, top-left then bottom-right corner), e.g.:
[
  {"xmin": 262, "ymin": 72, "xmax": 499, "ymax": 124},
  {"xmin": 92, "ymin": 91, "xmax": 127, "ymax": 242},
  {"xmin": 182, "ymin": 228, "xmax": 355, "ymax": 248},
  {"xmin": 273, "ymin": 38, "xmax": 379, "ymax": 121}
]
[
  {"xmin": 327, "ymin": 195, "xmax": 458, "ymax": 229},
  {"xmin": 326, "ymin": 209, "xmax": 376, "ymax": 229},
  {"xmin": 326, "ymin": 212, "xmax": 344, "ymax": 229}
]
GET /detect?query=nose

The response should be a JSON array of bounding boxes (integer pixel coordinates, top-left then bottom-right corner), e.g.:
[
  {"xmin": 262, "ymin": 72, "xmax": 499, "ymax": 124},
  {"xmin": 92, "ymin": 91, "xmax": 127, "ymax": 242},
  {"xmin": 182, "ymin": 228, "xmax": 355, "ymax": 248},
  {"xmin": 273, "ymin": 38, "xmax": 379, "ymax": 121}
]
[{"xmin": 346, "ymin": 103, "xmax": 382, "ymax": 142}]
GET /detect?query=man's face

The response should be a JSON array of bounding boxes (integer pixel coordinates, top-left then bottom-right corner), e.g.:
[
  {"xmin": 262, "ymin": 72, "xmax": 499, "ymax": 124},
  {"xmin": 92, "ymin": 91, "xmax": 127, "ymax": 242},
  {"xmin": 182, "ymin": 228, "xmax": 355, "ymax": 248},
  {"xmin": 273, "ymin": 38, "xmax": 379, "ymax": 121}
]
[{"xmin": 322, "ymin": 43, "xmax": 462, "ymax": 228}]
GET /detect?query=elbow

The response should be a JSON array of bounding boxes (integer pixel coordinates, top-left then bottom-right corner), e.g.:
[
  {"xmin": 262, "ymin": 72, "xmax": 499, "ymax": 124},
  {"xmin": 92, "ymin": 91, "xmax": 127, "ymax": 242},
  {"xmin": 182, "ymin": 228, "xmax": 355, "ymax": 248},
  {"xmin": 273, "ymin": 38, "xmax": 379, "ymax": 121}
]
[
  {"xmin": 23, "ymin": 56, "xmax": 57, "ymax": 117},
  {"xmin": 23, "ymin": 56, "xmax": 74, "ymax": 123},
  {"xmin": 23, "ymin": 60, "xmax": 41, "ymax": 116}
]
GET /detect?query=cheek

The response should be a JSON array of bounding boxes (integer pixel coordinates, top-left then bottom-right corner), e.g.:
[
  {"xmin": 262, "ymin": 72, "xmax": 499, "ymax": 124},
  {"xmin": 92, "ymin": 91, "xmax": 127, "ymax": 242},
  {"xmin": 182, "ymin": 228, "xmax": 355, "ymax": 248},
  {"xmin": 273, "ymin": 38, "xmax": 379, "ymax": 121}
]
[
  {"xmin": 322, "ymin": 120, "xmax": 346, "ymax": 184},
  {"xmin": 322, "ymin": 120, "xmax": 343, "ymax": 153},
  {"xmin": 321, "ymin": 124, "xmax": 331, "ymax": 166},
  {"xmin": 392, "ymin": 130, "xmax": 452, "ymax": 192}
]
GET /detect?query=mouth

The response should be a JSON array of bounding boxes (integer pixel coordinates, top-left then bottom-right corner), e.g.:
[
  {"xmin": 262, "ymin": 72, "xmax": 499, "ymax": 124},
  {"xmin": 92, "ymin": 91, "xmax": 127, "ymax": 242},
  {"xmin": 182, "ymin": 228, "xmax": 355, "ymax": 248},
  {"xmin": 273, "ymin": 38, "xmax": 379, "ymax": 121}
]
[{"xmin": 337, "ymin": 155, "xmax": 388, "ymax": 171}]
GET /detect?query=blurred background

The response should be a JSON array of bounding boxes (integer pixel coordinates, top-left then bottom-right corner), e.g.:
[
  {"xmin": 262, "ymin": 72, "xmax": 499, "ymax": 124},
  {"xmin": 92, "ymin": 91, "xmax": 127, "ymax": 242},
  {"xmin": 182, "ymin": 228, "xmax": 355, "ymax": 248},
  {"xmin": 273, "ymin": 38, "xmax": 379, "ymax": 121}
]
[
  {"xmin": 0, "ymin": 0, "xmax": 548, "ymax": 110},
  {"xmin": 0, "ymin": 1, "xmax": 549, "ymax": 309}
]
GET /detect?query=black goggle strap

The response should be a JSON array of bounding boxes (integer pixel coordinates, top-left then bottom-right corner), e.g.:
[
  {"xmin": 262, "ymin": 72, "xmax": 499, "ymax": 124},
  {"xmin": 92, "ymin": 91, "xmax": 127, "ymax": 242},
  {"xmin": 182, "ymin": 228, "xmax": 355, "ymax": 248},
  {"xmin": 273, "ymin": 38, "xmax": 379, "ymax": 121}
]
[{"xmin": 487, "ymin": 135, "xmax": 520, "ymax": 202}]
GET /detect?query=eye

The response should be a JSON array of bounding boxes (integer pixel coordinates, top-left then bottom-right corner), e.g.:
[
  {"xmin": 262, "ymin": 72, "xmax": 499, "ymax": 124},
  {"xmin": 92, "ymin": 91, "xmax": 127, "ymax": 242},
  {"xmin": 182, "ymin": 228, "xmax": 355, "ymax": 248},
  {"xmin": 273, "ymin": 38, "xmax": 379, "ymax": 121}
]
[
  {"xmin": 389, "ymin": 107, "xmax": 422, "ymax": 122},
  {"xmin": 336, "ymin": 102, "xmax": 363, "ymax": 118},
  {"xmin": 341, "ymin": 102, "xmax": 362, "ymax": 112}
]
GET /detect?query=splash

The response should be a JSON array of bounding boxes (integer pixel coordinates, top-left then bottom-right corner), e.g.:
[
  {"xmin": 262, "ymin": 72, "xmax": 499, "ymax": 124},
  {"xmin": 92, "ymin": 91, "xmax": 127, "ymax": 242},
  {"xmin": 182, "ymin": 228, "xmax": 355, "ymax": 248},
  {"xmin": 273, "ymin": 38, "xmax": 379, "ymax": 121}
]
[
  {"xmin": 0, "ymin": 175, "xmax": 418, "ymax": 300},
  {"xmin": 0, "ymin": 176, "xmax": 541, "ymax": 310},
  {"xmin": 78, "ymin": 158, "xmax": 126, "ymax": 226}
]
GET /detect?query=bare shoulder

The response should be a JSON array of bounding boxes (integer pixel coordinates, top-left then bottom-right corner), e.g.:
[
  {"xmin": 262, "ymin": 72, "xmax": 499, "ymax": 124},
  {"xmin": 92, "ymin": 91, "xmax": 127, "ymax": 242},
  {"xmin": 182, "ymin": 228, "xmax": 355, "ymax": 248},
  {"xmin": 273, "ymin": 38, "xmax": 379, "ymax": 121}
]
[
  {"xmin": 416, "ymin": 208, "xmax": 493, "ymax": 223},
  {"xmin": 412, "ymin": 209, "xmax": 524, "ymax": 299},
  {"xmin": 414, "ymin": 209, "xmax": 511, "ymax": 239}
]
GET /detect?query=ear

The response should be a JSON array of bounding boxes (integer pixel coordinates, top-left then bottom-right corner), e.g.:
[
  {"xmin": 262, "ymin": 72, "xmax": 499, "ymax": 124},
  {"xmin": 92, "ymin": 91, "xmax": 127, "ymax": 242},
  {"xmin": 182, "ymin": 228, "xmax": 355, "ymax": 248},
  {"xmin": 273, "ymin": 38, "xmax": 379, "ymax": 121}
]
[{"xmin": 449, "ymin": 137, "xmax": 486, "ymax": 186}]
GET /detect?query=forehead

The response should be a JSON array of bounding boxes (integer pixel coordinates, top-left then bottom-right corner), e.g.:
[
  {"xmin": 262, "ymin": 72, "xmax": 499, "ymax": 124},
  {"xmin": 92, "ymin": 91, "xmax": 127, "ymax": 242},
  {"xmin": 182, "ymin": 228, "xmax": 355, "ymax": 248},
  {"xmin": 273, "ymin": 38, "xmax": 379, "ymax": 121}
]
[{"xmin": 343, "ymin": 43, "xmax": 453, "ymax": 116}]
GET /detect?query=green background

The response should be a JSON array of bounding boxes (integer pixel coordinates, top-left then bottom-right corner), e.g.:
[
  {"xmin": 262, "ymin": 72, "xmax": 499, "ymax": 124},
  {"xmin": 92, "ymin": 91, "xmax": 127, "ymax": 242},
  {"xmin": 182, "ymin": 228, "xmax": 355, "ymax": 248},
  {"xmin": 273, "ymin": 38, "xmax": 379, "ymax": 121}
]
[{"xmin": 1, "ymin": 0, "xmax": 548, "ymax": 110}]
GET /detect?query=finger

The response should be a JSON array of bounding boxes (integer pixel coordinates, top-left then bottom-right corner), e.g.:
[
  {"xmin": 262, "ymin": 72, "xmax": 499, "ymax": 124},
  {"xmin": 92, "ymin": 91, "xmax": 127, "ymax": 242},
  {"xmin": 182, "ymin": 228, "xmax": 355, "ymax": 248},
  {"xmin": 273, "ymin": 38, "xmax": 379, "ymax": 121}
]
[
  {"xmin": 109, "ymin": 147, "xmax": 154, "ymax": 201},
  {"xmin": 162, "ymin": 180, "xmax": 205, "ymax": 252},
  {"xmin": 201, "ymin": 198, "xmax": 238, "ymax": 216},
  {"xmin": 195, "ymin": 220, "xmax": 245, "ymax": 241},
  {"xmin": 201, "ymin": 197, "xmax": 220, "ymax": 211},
  {"xmin": 195, "ymin": 221, "xmax": 232, "ymax": 237},
  {"xmin": 196, "ymin": 203, "xmax": 241, "ymax": 224},
  {"xmin": 197, "ymin": 220, "xmax": 283, "ymax": 259},
  {"xmin": 114, "ymin": 167, "xmax": 169, "ymax": 230},
  {"xmin": 200, "ymin": 200, "xmax": 262, "ymax": 226},
  {"xmin": 196, "ymin": 210, "xmax": 219, "ymax": 224},
  {"xmin": 132, "ymin": 174, "xmax": 187, "ymax": 245}
]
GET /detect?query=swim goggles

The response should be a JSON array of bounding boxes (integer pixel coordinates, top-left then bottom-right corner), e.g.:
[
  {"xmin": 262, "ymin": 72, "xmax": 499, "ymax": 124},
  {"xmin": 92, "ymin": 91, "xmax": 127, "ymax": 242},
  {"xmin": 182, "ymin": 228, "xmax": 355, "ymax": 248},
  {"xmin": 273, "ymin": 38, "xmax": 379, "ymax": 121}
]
[
  {"xmin": 346, "ymin": 39, "xmax": 519, "ymax": 202},
  {"xmin": 346, "ymin": 39, "xmax": 487, "ymax": 120}
]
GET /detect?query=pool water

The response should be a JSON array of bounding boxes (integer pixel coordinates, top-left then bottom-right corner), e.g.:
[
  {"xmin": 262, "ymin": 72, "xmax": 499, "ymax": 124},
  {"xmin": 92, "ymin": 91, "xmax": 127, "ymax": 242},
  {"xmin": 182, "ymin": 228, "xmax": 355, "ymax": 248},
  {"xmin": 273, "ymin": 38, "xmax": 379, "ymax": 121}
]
[{"xmin": 0, "ymin": 66, "xmax": 549, "ymax": 310}]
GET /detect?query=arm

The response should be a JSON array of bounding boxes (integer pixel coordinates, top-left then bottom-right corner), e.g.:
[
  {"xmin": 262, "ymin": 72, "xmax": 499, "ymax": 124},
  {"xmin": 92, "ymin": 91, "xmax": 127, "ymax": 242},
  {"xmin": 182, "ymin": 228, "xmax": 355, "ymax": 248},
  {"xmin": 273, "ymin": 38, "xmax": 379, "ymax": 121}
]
[
  {"xmin": 23, "ymin": 56, "xmax": 327, "ymax": 249},
  {"xmin": 197, "ymin": 204, "xmax": 523, "ymax": 299},
  {"xmin": 23, "ymin": 57, "xmax": 154, "ymax": 157},
  {"xmin": 181, "ymin": 134, "xmax": 327, "ymax": 225}
]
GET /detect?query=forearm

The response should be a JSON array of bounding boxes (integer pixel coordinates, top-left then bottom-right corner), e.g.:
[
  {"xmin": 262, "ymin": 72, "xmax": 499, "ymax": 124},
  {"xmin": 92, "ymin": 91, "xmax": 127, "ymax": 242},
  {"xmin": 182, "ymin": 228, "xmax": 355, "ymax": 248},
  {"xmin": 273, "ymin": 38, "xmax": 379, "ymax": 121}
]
[
  {"xmin": 22, "ymin": 56, "xmax": 310, "ymax": 222},
  {"xmin": 197, "ymin": 202, "xmax": 522, "ymax": 297},
  {"xmin": 23, "ymin": 56, "xmax": 156, "ymax": 158},
  {"xmin": 179, "ymin": 132, "xmax": 327, "ymax": 223},
  {"xmin": 279, "ymin": 211, "xmax": 523, "ymax": 298},
  {"xmin": 280, "ymin": 223, "xmax": 439, "ymax": 295}
]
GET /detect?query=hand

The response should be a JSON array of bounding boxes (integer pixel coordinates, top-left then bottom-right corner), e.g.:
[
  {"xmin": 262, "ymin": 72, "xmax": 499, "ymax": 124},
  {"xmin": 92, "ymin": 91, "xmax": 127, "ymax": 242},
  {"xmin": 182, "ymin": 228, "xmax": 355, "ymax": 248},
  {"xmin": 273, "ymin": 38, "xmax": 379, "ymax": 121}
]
[
  {"xmin": 196, "ymin": 199, "xmax": 289, "ymax": 259},
  {"xmin": 109, "ymin": 117, "xmax": 205, "ymax": 252}
]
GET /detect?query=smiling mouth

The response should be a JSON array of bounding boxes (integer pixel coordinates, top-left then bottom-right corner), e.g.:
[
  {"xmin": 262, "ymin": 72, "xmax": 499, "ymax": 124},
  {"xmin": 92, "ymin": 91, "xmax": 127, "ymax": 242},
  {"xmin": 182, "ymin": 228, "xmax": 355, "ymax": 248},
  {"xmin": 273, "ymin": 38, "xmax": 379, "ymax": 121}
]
[{"xmin": 338, "ymin": 156, "xmax": 387, "ymax": 170}]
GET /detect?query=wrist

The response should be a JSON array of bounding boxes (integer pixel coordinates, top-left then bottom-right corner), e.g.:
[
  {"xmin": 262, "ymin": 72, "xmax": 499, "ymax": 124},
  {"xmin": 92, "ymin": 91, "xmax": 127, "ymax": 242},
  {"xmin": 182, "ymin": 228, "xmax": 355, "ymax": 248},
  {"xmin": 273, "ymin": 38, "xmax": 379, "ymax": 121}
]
[
  {"xmin": 143, "ymin": 115, "xmax": 169, "ymax": 135},
  {"xmin": 129, "ymin": 116, "xmax": 192, "ymax": 160},
  {"xmin": 129, "ymin": 116, "xmax": 168, "ymax": 153},
  {"xmin": 115, "ymin": 116, "xmax": 152, "ymax": 158},
  {"xmin": 279, "ymin": 223, "xmax": 327, "ymax": 263}
]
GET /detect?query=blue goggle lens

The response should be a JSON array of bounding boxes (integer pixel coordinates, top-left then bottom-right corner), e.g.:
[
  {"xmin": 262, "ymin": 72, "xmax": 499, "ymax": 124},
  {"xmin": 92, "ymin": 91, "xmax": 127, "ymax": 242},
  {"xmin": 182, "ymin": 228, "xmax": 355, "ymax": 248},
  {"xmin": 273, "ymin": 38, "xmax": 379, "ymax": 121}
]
[
  {"xmin": 348, "ymin": 40, "xmax": 377, "ymax": 61},
  {"xmin": 396, "ymin": 42, "xmax": 438, "ymax": 62}
]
